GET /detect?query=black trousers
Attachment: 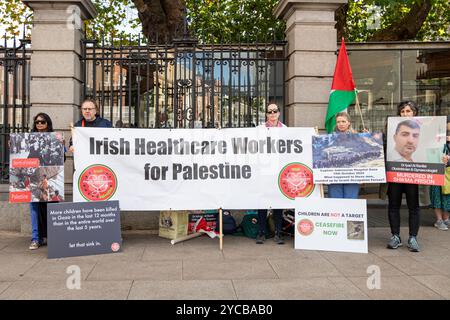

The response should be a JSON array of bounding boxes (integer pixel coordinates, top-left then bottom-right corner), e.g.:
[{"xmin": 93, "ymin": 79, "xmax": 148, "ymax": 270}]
[
  {"xmin": 258, "ymin": 209, "xmax": 283, "ymax": 235},
  {"xmin": 387, "ymin": 183, "xmax": 420, "ymax": 237},
  {"xmin": 37, "ymin": 202, "xmax": 48, "ymax": 239}
]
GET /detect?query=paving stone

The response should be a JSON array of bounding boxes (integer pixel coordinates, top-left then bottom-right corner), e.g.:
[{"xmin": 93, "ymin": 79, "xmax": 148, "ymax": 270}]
[
  {"xmin": 87, "ymin": 260, "xmax": 182, "ymax": 281},
  {"xmin": 142, "ymin": 244, "xmax": 224, "ymax": 261},
  {"xmin": 21, "ymin": 259, "xmax": 97, "ymax": 281},
  {"xmin": 5, "ymin": 280, "xmax": 132, "ymax": 300},
  {"xmin": 128, "ymin": 280, "xmax": 236, "ymax": 300},
  {"xmin": 269, "ymin": 256, "xmax": 343, "ymax": 278},
  {"xmin": 183, "ymin": 258, "xmax": 278, "ymax": 280},
  {"xmin": 383, "ymin": 256, "xmax": 444, "ymax": 276},
  {"xmin": 233, "ymin": 277, "xmax": 369, "ymax": 300},
  {"xmin": 318, "ymin": 251, "xmax": 405, "ymax": 277},
  {"xmin": 413, "ymin": 275, "xmax": 450, "ymax": 299},
  {"xmin": 0, "ymin": 281, "xmax": 33, "ymax": 299},
  {"xmin": 0, "ymin": 253, "xmax": 44, "ymax": 281},
  {"xmin": 348, "ymin": 275, "xmax": 445, "ymax": 300},
  {"xmin": 0, "ymin": 282, "xmax": 12, "ymax": 296},
  {"xmin": 412, "ymin": 256, "xmax": 450, "ymax": 276}
]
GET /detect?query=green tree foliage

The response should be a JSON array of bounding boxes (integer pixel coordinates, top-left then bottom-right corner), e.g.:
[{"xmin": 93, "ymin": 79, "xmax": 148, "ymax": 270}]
[
  {"xmin": 0, "ymin": 0, "xmax": 32, "ymax": 39},
  {"xmin": 185, "ymin": 0, "xmax": 285, "ymax": 43},
  {"xmin": 1, "ymin": 0, "xmax": 449, "ymax": 43},
  {"xmin": 344, "ymin": 0, "xmax": 450, "ymax": 41},
  {"xmin": 0, "ymin": 0, "xmax": 141, "ymax": 42}
]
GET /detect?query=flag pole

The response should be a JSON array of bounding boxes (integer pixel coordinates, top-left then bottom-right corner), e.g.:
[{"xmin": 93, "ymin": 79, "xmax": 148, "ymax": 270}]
[
  {"xmin": 354, "ymin": 91, "xmax": 367, "ymax": 132},
  {"xmin": 219, "ymin": 208, "xmax": 223, "ymax": 251}
]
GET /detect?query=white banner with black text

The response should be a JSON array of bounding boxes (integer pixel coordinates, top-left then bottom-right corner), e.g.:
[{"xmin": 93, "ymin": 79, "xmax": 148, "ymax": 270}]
[{"xmin": 73, "ymin": 127, "xmax": 321, "ymax": 210}]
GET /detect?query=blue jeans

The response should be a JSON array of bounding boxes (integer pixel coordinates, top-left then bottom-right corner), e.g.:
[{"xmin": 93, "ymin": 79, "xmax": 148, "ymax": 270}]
[
  {"xmin": 328, "ymin": 183, "xmax": 360, "ymax": 199},
  {"xmin": 30, "ymin": 202, "xmax": 39, "ymax": 242}
]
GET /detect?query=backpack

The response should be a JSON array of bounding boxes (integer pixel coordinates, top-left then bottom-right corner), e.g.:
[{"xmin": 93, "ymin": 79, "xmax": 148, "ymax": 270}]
[
  {"xmin": 222, "ymin": 210, "xmax": 237, "ymax": 234},
  {"xmin": 282, "ymin": 210, "xmax": 295, "ymax": 235},
  {"xmin": 239, "ymin": 212, "xmax": 273, "ymax": 239},
  {"xmin": 239, "ymin": 213, "xmax": 260, "ymax": 239}
]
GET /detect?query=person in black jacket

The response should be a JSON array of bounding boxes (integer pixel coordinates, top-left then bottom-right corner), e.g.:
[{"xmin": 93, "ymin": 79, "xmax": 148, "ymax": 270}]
[
  {"xmin": 69, "ymin": 97, "xmax": 112, "ymax": 152},
  {"xmin": 28, "ymin": 113, "xmax": 56, "ymax": 249}
]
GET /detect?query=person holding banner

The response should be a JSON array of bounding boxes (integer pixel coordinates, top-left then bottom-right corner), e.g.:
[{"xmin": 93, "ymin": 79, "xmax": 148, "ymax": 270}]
[
  {"xmin": 386, "ymin": 101, "xmax": 422, "ymax": 252},
  {"xmin": 429, "ymin": 116, "xmax": 450, "ymax": 231},
  {"xmin": 28, "ymin": 113, "xmax": 54, "ymax": 250},
  {"xmin": 69, "ymin": 97, "xmax": 112, "ymax": 152},
  {"xmin": 327, "ymin": 112, "xmax": 360, "ymax": 199},
  {"xmin": 256, "ymin": 103, "xmax": 285, "ymax": 245}
]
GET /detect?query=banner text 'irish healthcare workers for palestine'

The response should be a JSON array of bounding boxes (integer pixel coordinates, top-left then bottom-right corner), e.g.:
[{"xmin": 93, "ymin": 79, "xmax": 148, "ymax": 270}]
[{"xmin": 73, "ymin": 127, "xmax": 320, "ymax": 210}]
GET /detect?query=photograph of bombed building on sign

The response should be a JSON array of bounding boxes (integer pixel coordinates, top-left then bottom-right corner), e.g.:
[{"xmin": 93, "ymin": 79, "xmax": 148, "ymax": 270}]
[{"xmin": 312, "ymin": 132, "xmax": 384, "ymax": 169}]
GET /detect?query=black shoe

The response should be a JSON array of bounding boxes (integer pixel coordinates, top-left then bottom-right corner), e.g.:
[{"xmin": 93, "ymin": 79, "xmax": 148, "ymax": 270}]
[
  {"xmin": 256, "ymin": 234, "xmax": 265, "ymax": 244},
  {"xmin": 274, "ymin": 234, "xmax": 284, "ymax": 245}
]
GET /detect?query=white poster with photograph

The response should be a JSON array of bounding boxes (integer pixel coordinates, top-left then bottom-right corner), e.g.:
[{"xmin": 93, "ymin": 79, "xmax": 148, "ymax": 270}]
[
  {"xmin": 312, "ymin": 132, "xmax": 386, "ymax": 184},
  {"xmin": 73, "ymin": 127, "xmax": 321, "ymax": 210},
  {"xmin": 386, "ymin": 116, "xmax": 446, "ymax": 185},
  {"xmin": 295, "ymin": 198, "xmax": 368, "ymax": 254},
  {"xmin": 9, "ymin": 132, "xmax": 65, "ymax": 203}
]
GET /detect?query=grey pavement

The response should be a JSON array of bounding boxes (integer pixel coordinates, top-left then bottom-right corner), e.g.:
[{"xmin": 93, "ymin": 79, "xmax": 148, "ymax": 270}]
[{"xmin": 0, "ymin": 207, "xmax": 449, "ymax": 300}]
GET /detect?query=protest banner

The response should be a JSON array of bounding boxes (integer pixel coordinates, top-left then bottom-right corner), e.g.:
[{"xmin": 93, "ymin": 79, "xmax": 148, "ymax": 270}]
[
  {"xmin": 47, "ymin": 201, "xmax": 121, "ymax": 259},
  {"xmin": 9, "ymin": 132, "xmax": 64, "ymax": 203},
  {"xmin": 295, "ymin": 198, "xmax": 368, "ymax": 253},
  {"xmin": 73, "ymin": 127, "xmax": 320, "ymax": 210},
  {"xmin": 312, "ymin": 132, "xmax": 385, "ymax": 184},
  {"xmin": 386, "ymin": 116, "xmax": 446, "ymax": 185}
]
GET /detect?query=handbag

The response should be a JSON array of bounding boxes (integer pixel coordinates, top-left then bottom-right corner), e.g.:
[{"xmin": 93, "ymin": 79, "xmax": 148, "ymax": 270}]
[
  {"xmin": 442, "ymin": 144, "xmax": 450, "ymax": 194},
  {"xmin": 443, "ymin": 167, "xmax": 450, "ymax": 194}
]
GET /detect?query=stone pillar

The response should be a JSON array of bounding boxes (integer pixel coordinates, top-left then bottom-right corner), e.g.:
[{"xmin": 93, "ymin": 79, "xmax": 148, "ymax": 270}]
[
  {"xmin": 22, "ymin": 0, "xmax": 97, "ymax": 184},
  {"xmin": 274, "ymin": 0, "xmax": 347, "ymax": 128}
]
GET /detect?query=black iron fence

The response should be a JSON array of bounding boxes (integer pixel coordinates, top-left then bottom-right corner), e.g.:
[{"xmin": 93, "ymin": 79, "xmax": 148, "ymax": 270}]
[
  {"xmin": 0, "ymin": 37, "xmax": 31, "ymax": 184},
  {"xmin": 81, "ymin": 35, "xmax": 287, "ymax": 129}
]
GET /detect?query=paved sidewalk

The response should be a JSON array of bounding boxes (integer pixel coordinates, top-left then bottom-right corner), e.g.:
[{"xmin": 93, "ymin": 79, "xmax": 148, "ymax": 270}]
[{"xmin": 0, "ymin": 224, "xmax": 449, "ymax": 300}]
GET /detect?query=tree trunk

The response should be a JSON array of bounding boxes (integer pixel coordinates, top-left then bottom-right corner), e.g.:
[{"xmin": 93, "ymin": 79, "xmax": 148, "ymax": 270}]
[
  {"xmin": 132, "ymin": 0, "xmax": 185, "ymax": 42},
  {"xmin": 368, "ymin": 0, "xmax": 432, "ymax": 41}
]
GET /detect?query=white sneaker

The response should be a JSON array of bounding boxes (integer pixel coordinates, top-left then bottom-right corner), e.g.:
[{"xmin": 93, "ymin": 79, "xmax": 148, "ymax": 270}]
[
  {"xmin": 434, "ymin": 220, "xmax": 448, "ymax": 231},
  {"xmin": 444, "ymin": 219, "xmax": 450, "ymax": 227},
  {"xmin": 29, "ymin": 241, "xmax": 40, "ymax": 250}
]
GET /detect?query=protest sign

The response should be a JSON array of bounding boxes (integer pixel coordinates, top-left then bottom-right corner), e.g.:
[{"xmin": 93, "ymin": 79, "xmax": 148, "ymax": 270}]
[
  {"xmin": 47, "ymin": 201, "xmax": 121, "ymax": 259},
  {"xmin": 73, "ymin": 127, "xmax": 320, "ymax": 210},
  {"xmin": 386, "ymin": 116, "xmax": 446, "ymax": 185},
  {"xmin": 9, "ymin": 132, "xmax": 64, "ymax": 203},
  {"xmin": 312, "ymin": 132, "xmax": 385, "ymax": 184},
  {"xmin": 295, "ymin": 198, "xmax": 367, "ymax": 253}
]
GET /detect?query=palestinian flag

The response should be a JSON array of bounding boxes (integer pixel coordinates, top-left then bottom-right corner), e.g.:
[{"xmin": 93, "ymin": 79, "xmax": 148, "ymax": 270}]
[{"xmin": 325, "ymin": 38, "xmax": 357, "ymax": 133}]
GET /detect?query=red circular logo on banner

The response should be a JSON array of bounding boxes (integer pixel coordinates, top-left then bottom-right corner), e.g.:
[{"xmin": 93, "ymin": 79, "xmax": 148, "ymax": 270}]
[
  {"xmin": 111, "ymin": 242, "xmax": 120, "ymax": 252},
  {"xmin": 297, "ymin": 219, "xmax": 314, "ymax": 236},
  {"xmin": 278, "ymin": 163, "xmax": 314, "ymax": 199},
  {"xmin": 78, "ymin": 164, "xmax": 117, "ymax": 201}
]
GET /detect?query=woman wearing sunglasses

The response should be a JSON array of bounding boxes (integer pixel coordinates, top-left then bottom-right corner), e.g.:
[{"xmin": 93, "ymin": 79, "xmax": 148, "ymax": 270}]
[
  {"xmin": 28, "ymin": 113, "xmax": 65, "ymax": 250},
  {"xmin": 256, "ymin": 104, "xmax": 286, "ymax": 245}
]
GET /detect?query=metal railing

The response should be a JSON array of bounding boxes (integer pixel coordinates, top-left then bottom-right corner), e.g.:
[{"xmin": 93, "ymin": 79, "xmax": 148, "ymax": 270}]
[
  {"xmin": 0, "ymin": 37, "xmax": 31, "ymax": 184},
  {"xmin": 81, "ymin": 34, "xmax": 287, "ymax": 129}
]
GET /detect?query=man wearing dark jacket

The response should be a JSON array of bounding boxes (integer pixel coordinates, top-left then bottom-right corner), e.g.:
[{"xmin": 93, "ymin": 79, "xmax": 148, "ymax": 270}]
[{"xmin": 69, "ymin": 97, "xmax": 112, "ymax": 152}]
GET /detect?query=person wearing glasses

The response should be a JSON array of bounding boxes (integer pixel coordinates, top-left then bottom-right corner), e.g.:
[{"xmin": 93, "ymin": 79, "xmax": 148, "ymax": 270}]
[
  {"xmin": 69, "ymin": 97, "xmax": 112, "ymax": 152},
  {"xmin": 386, "ymin": 101, "xmax": 422, "ymax": 252},
  {"xmin": 28, "ymin": 113, "xmax": 59, "ymax": 249},
  {"xmin": 256, "ymin": 103, "xmax": 285, "ymax": 245}
]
